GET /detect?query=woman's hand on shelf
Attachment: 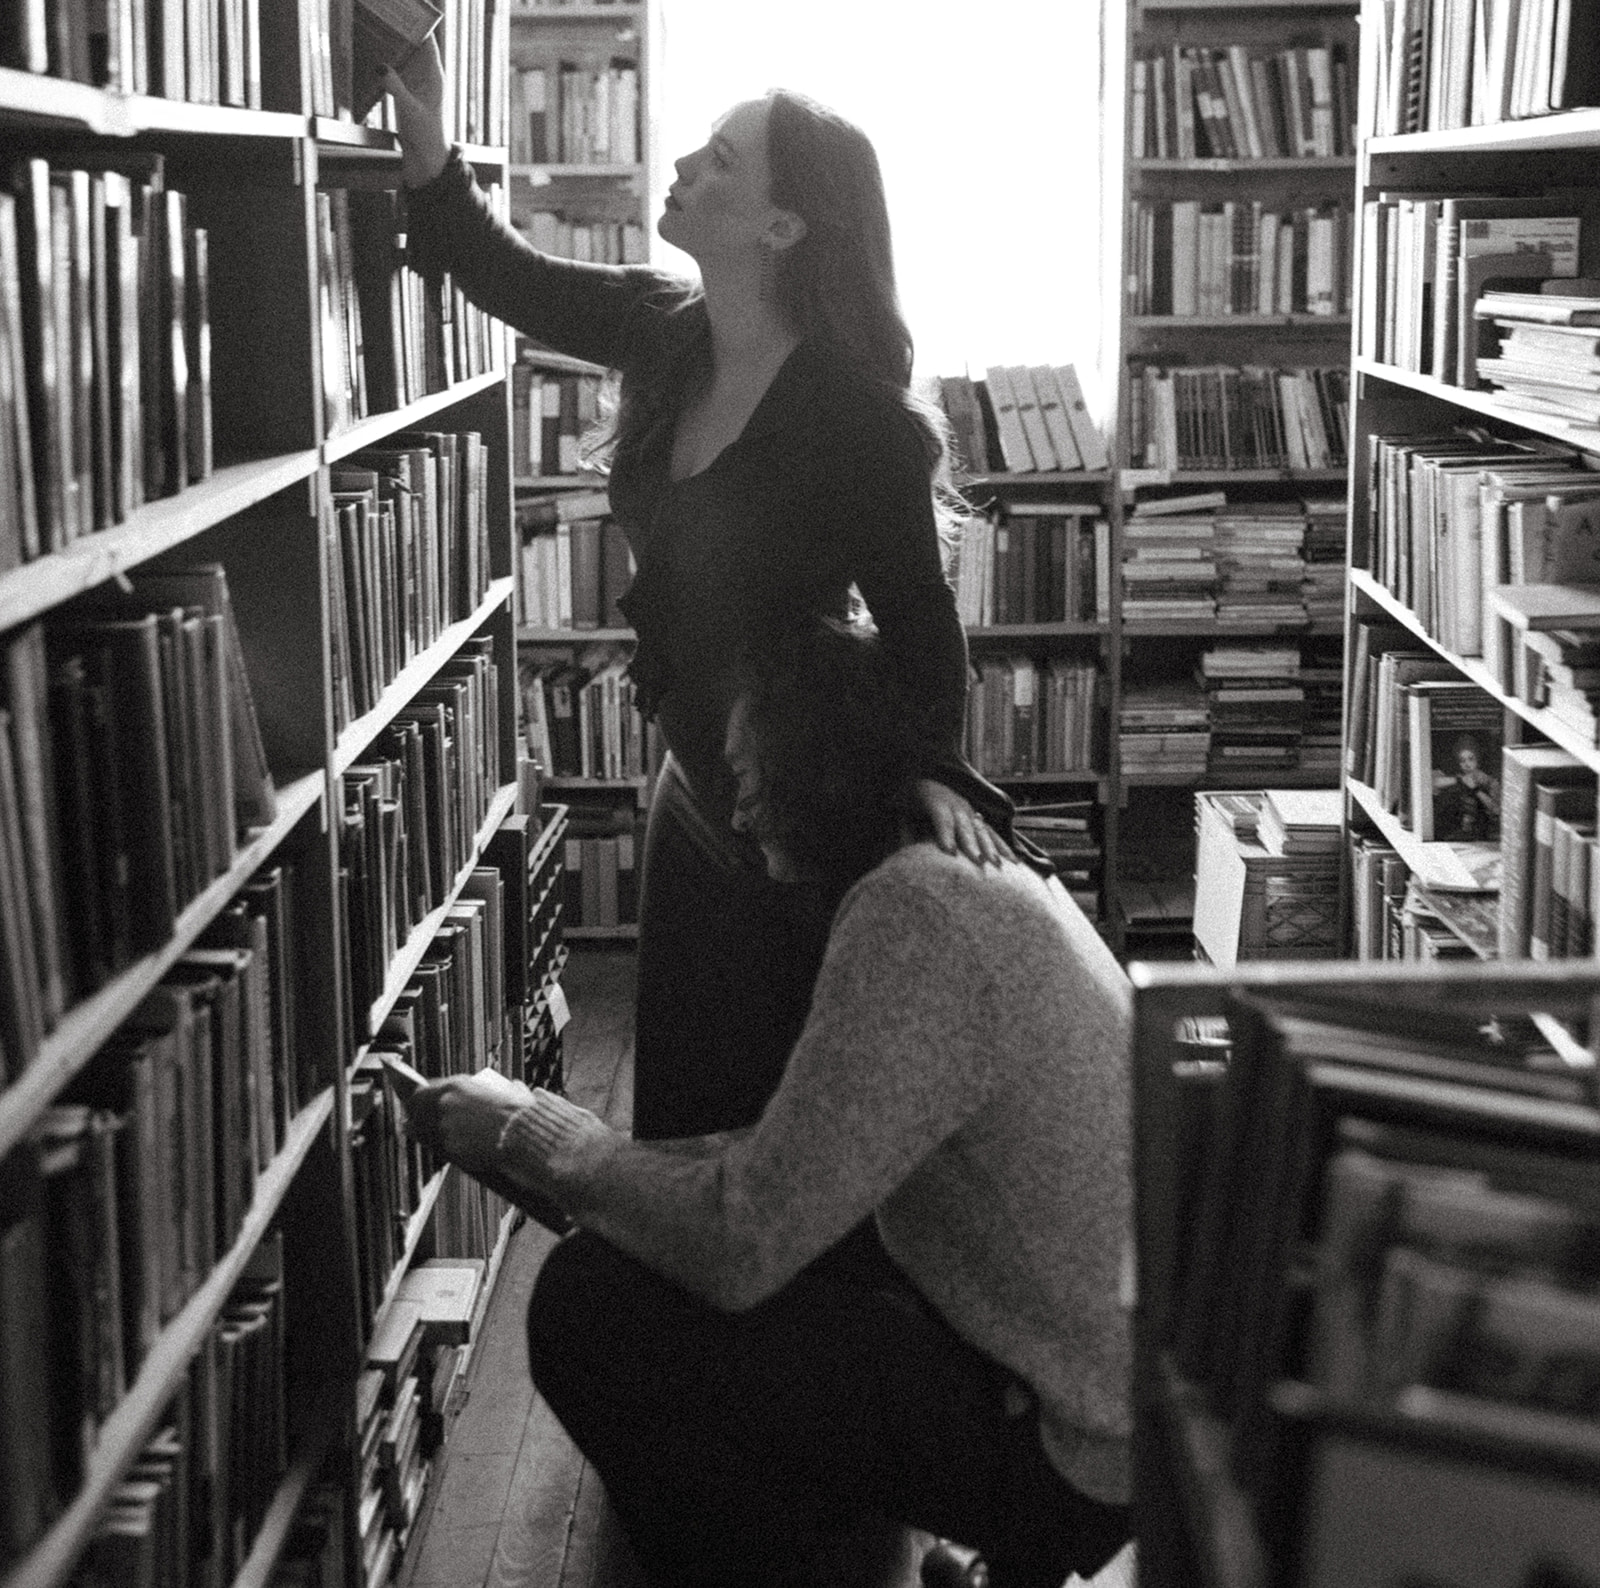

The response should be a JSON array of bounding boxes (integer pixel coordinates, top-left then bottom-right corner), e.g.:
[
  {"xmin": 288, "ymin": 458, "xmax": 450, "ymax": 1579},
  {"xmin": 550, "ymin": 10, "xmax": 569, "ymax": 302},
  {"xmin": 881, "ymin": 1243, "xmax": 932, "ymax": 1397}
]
[{"xmin": 383, "ymin": 37, "xmax": 451, "ymax": 188}]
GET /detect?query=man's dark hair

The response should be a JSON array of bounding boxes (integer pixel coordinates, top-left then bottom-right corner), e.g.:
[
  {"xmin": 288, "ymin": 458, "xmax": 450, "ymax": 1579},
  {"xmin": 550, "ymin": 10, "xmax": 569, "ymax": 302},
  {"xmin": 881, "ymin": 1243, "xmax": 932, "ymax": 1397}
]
[{"xmin": 736, "ymin": 621, "xmax": 924, "ymax": 896}]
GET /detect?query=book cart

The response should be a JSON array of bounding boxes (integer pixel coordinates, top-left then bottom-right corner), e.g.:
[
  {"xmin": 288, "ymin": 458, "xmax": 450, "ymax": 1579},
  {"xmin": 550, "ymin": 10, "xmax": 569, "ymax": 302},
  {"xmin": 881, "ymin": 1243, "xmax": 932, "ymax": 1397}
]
[
  {"xmin": 1102, "ymin": 0, "xmax": 1358, "ymax": 958},
  {"xmin": 507, "ymin": 0, "xmax": 658, "ymax": 941},
  {"xmin": 1128, "ymin": 956, "xmax": 1600, "ymax": 1587},
  {"xmin": 0, "ymin": 1, "xmax": 573, "ymax": 1579}
]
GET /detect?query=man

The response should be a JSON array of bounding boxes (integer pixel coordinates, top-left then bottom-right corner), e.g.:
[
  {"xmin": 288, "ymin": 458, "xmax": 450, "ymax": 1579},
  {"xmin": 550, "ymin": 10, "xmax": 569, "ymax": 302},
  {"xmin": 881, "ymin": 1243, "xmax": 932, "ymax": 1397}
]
[{"xmin": 407, "ymin": 624, "xmax": 1133, "ymax": 1588}]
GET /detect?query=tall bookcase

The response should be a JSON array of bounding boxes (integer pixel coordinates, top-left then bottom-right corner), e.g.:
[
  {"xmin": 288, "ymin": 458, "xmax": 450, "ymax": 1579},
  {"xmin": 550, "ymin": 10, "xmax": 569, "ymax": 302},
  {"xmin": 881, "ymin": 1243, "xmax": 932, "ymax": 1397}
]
[
  {"xmin": 1338, "ymin": 0, "xmax": 1600, "ymax": 973},
  {"xmin": 0, "ymin": 3, "xmax": 548, "ymax": 1579},
  {"xmin": 1102, "ymin": 0, "xmax": 1358, "ymax": 957},
  {"xmin": 506, "ymin": 0, "xmax": 658, "ymax": 942}
]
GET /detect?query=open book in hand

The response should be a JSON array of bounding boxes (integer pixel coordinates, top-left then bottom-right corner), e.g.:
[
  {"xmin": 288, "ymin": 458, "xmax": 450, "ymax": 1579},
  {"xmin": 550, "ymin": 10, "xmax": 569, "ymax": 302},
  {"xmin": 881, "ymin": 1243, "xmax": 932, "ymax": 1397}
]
[
  {"xmin": 352, "ymin": 0, "xmax": 445, "ymax": 121},
  {"xmin": 380, "ymin": 1054, "xmax": 575, "ymax": 1236}
]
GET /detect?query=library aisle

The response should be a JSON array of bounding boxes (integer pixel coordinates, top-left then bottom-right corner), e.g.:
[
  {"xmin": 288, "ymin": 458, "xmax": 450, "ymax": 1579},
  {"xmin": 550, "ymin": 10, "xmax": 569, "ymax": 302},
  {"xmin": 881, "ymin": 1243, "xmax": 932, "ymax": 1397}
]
[
  {"xmin": 401, "ymin": 947, "xmax": 648, "ymax": 1588},
  {"xmin": 398, "ymin": 949, "xmax": 1136, "ymax": 1588}
]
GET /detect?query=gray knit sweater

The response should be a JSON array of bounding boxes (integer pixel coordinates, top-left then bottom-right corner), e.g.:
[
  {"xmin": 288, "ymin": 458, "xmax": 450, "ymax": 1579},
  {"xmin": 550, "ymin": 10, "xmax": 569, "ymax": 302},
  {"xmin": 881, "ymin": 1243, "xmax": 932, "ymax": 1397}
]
[{"xmin": 507, "ymin": 844, "xmax": 1134, "ymax": 1503}]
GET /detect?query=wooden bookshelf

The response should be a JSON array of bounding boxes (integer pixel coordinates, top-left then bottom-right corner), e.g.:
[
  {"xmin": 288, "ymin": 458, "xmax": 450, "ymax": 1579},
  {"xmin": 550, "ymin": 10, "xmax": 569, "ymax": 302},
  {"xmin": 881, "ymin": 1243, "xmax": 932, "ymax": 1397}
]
[
  {"xmin": 0, "ymin": 9, "xmax": 546, "ymax": 1582},
  {"xmin": 1098, "ymin": 0, "xmax": 1358, "ymax": 958}
]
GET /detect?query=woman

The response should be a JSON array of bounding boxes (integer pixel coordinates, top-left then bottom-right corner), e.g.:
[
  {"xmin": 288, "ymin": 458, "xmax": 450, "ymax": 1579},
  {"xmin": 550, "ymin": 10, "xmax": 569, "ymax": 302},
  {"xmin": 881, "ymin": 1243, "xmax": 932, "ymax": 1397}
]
[{"xmin": 385, "ymin": 49, "xmax": 1011, "ymax": 1139}]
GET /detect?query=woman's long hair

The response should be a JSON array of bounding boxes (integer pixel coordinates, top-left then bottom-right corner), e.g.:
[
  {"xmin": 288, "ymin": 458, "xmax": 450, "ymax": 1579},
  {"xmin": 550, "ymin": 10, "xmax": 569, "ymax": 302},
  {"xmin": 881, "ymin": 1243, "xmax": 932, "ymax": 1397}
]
[{"xmin": 593, "ymin": 90, "xmax": 960, "ymax": 531}]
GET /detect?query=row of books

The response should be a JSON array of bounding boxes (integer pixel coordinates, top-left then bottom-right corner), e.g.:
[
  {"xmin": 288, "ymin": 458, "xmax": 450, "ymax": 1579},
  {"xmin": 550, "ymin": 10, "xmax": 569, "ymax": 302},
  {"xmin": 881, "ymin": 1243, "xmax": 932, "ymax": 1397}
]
[
  {"xmin": 519, "ymin": 653, "xmax": 655, "ymax": 782},
  {"xmin": 66, "ymin": 1237, "xmax": 291, "ymax": 1587},
  {"xmin": 0, "ymin": 568, "xmax": 278, "ymax": 1081},
  {"xmin": 1121, "ymin": 492, "xmax": 1346, "ymax": 625},
  {"xmin": 934, "ymin": 364, "xmax": 1108, "ymax": 478},
  {"xmin": 1357, "ymin": 431, "xmax": 1600, "ymax": 670},
  {"xmin": 1347, "ymin": 618, "xmax": 1505, "ymax": 848},
  {"xmin": 1477, "ymin": 286, "xmax": 1600, "ymax": 424},
  {"xmin": 2, "ymin": 160, "xmax": 211, "ymax": 567},
  {"xmin": 327, "ymin": 431, "xmax": 495, "ymax": 735},
  {"xmin": 963, "ymin": 655, "xmax": 1102, "ymax": 780},
  {"xmin": 1128, "ymin": 43, "xmax": 1354, "ymax": 162},
  {"xmin": 2, "ymin": 0, "xmax": 510, "ymax": 134},
  {"xmin": 516, "ymin": 208, "xmax": 649, "ymax": 266},
  {"xmin": 4, "ymin": 0, "xmax": 261, "ymax": 105},
  {"xmin": 516, "ymin": 490, "xmax": 631, "ymax": 628},
  {"xmin": 510, "ymin": 364, "xmax": 603, "ymax": 478},
  {"xmin": 320, "ymin": 186, "xmax": 505, "ymax": 437},
  {"xmin": 1356, "ymin": 192, "xmax": 1584, "ymax": 384},
  {"xmin": 1014, "ymin": 800, "xmax": 1101, "ymax": 922},
  {"xmin": 948, "ymin": 507, "xmax": 1110, "ymax": 627},
  {"xmin": 1369, "ymin": 0, "xmax": 1600, "ymax": 135},
  {"xmin": 508, "ymin": 55, "xmax": 640, "ymax": 165},
  {"xmin": 1161, "ymin": 982, "xmax": 1600, "ymax": 1577},
  {"xmin": 564, "ymin": 807, "xmax": 642, "ymax": 930},
  {"xmin": 359, "ymin": 1258, "xmax": 485, "ymax": 1585},
  {"xmin": 0, "ymin": 885, "xmax": 302, "ymax": 1567},
  {"xmin": 1127, "ymin": 199, "xmax": 1352, "ymax": 318},
  {"xmin": 338, "ymin": 639, "xmax": 502, "ymax": 1030},
  {"xmin": 1127, "ymin": 363, "xmax": 1349, "ymax": 473},
  {"xmin": 1122, "ymin": 645, "xmax": 1342, "ymax": 781}
]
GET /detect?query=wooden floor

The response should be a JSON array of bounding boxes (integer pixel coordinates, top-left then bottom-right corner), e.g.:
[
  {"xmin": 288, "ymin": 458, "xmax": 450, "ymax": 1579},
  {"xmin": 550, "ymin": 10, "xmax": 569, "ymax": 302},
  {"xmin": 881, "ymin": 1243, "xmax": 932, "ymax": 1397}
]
[{"xmin": 398, "ymin": 946, "xmax": 1137, "ymax": 1588}]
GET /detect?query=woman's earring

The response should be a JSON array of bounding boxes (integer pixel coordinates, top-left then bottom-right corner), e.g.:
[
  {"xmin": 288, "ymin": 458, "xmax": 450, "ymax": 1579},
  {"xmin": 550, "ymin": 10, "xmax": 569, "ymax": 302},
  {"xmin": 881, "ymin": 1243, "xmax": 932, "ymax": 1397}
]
[{"xmin": 759, "ymin": 243, "xmax": 777, "ymax": 305}]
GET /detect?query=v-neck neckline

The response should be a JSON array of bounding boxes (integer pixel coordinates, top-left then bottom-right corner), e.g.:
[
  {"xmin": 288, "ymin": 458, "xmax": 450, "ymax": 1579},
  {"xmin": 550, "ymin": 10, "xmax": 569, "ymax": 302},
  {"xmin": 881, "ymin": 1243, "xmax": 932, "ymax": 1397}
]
[{"xmin": 666, "ymin": 339, "xmax": 811, "ymax": 488}]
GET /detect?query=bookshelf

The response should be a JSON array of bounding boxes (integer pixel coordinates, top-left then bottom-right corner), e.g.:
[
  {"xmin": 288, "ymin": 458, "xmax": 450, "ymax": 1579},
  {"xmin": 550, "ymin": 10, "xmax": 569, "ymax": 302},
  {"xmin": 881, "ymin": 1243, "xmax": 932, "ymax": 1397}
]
[
  {"xmin": 502, "ymin": 3, "xmax": 658, "ymax": 943},
  {"xmin": 1128, "ymin": 957, "xmax": 1600, "ymax": 1587},
  {"xmin": 0, "ymin": 3, "xmax": 574, "ymax": 1579},
  {"xmin": 1339, "ymin": 0, "xmax": 1600, "ymax": 976},
  {"xmin": 1101, "ymin": 0, "xmax": 1359, "ymax": 955}
]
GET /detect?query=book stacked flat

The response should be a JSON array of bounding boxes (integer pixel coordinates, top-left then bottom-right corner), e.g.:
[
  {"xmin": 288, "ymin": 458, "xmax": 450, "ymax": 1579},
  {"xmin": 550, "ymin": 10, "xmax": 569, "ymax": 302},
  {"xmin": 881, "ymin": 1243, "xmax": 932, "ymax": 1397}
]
[
  {"xmin": 1192, "ymin": 789, "xmax": 1341, "ymax": 966},
  {"xmin": 1476, "ymin": 289, "xmax": 1600, "ymax": 424},
  {"xmin": 1212, "ymin": 505, "xmax": 1308, "ymax": 625},
  {"xmin": 1122, "ymin": 502, "xmax": 1218, "ymax": 622},
  {"xmin": 1300, "ymin": 497, "xmax": 1345, "ymax": 623},
  {"xmin": 1013, "ymin": 800, "xmax": 1101, "ymax": 922},
  {"xmin": 1200, "ymin": 645, "xmax": 1305, "ymax": 776},
  {"xmin": 1120, "ymin": 681, "xmax": 1210, "ymax": 778}
]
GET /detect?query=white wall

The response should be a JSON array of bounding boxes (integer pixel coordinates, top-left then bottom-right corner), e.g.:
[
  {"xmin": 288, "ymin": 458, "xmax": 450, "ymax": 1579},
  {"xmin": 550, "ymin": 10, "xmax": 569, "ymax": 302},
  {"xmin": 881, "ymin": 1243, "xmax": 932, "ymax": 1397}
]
[{"xmin": 653, "ymin": 0, "xmax": 1104, "ymax": 392}]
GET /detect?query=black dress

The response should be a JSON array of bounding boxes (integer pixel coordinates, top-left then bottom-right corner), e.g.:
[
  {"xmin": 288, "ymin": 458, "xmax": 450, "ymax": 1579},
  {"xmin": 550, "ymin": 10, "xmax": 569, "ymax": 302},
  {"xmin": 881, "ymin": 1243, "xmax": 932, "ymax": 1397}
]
[{"xmin": 407, "ymin": 152, "xmax": 1003, "ymax": 1137}]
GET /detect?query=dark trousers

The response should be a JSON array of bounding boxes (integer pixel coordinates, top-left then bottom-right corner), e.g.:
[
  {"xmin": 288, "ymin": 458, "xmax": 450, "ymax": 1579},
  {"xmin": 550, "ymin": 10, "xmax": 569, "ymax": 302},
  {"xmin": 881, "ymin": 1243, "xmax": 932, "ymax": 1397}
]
[
  {"xmin": 526, "ymin": 1231, "xmax": 1131, "ymax": 1588},
  {"xmin": 631, "ymin": 755, "xmax": 833, "ymax": 1141}
]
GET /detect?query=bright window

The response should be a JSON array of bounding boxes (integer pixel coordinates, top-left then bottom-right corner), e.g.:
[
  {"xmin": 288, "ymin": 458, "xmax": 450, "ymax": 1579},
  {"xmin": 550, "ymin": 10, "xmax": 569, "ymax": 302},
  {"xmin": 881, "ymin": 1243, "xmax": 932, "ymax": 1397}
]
[{"xmin": 653, "ymin": 1, "xmax": 1104, "ymax": 390}]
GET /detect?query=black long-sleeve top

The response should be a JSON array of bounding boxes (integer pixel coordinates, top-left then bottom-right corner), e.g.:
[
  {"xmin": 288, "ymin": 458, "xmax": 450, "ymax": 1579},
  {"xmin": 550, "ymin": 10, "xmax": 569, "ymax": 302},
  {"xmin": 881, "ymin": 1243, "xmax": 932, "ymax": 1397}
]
[{"xmin": 406, "ymin": 153, "xmax": 972, "ymax": 816}]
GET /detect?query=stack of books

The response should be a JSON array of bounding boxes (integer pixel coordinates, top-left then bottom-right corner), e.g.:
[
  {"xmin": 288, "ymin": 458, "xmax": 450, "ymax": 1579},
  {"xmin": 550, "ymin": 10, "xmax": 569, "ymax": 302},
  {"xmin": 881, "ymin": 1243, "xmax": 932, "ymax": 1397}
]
[
  {"xmin": 1013, "ymin": 801, "xmax": 1101, "ymax": 922},
  {"xmin": 1476, "ymin": 288, "xmax": 1600, "ymax": 422},
  {"xmin": 1122, "ymin": 496, "xmax": 1219, "ymax": 622},
  {"xmin": 1301, "ymin": 498, "xmax": 1346, "ymax": 623},
  {"xmin": 1200, "ymin": 645, "xmax": 1305, "ymax": 776},
  {"xmin": 1192, "ymin": 789, "xmax": 1341, "ymax": 966},
  {"xmin": 1299, "ymin": 639, "xmax": 1346, "ymax": 777},
  {"xmin": 1212, "ymin": 504, "xmax": 1308, "ymax": 625},
  {"xmin": 1119, "ymin": 681, "xmax": 1210, "ymax": 778},
  {"xmin": 1256, "ymin": 786, "xmax": 1342, "ymax": 856}
]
